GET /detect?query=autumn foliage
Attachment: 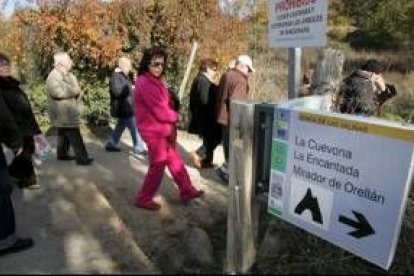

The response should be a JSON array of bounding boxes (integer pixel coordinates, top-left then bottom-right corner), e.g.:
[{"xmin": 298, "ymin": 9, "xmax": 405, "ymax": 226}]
[
  {"xmin": 2, "ymin": 0, "xmax": 249, "ymax": 81},
  {"xmin": 0, "ymin": 0, "xmax": 251, "ymax": 126}
]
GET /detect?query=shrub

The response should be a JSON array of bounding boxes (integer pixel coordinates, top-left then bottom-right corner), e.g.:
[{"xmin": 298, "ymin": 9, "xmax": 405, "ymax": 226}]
[
  {"xmin": 380, "ymin": 72, "xmax": 414, "ymax": 123},
  {"xmin": 25, "ymin": 82, "xmax": 50, "ymax": 128},
  {"xmin": 81, "ymin": 77, "xmax": 111, "ymax": 127},
  {"xmin": 25, "ymin": 78, "xmax": 112, "ymax": 128}
]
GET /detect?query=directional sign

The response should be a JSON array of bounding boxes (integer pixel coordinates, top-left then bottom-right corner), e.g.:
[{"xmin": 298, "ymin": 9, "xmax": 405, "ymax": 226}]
[
  {"xmin": 267, "ymin": 97, "xmax": 414, "ymax": 269},
  {"xmin": 339, "ymin": 211, "xmax": 375, "ymax": 239}
]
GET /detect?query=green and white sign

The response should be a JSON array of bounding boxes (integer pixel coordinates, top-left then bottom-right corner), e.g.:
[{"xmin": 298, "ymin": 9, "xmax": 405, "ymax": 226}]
[{"xmin": 267, "ymin": 100, "xmax": 414, "ymax": 269}]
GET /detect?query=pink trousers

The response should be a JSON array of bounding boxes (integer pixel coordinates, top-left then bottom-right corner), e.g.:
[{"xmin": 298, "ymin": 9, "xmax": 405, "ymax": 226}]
[{"xmin": 135, "ymin": 135, "xmax": 198, "ymax": 204}]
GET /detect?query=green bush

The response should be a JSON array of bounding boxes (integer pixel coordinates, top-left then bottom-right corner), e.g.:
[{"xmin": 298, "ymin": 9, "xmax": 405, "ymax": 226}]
[
  {"xmin": 340, "ymin": 0, "xmax": 414, "ymax": 50},
  {"xmin": 383, "ymin": 99, "xmax": 414, "ymax": 124},
  {"xmin": 26, "ymin": 78, "xmax": 112, "ymax": 128},
  {"xmin": 81, "ymin": 78, "xmax": 111, "ymax": 127},
  {"xmin": 26, "ymin": 82, "xmax": 50, "ymax": 128}
]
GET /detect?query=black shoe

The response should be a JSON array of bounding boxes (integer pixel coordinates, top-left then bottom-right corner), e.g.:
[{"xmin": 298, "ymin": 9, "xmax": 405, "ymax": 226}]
[
  {"xmin": 76, "ymin": 158, "xmax": 94, "ymax": 166},
  {"xmin": 57, "ymin": 156, "xmax": 76, "ymax": 161},
  {"xmin": 216, "ymin": 168, "xmax": 229, "ymax": 183},
  {"xmin": 201, "ymin": 161, "xmax": 214, "ymax": 169},
  {"xmin": 8, "ymin": 175, "xmax": 20, "ymax": 187},
  {"xmin": 0, "ymin": 238, "xmax": 34, "ymax": 257},
  {"xmin": 18, "ymin": 175, "xmax": 39, "ymax": 189},
  {"xmin": 105, "ymin": 145, "xmax": 121, "ymax": 152}
]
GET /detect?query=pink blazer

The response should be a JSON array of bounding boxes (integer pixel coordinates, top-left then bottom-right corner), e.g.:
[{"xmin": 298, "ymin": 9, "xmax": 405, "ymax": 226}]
[{"xmin": 134, "ymin": 72, "xmax": 178, "ymax": 138}]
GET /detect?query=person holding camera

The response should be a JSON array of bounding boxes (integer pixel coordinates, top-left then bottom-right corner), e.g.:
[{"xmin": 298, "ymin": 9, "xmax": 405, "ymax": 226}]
[{"xmin": 334, "ymin": 59, "xmax": 397, "ymax": 116}]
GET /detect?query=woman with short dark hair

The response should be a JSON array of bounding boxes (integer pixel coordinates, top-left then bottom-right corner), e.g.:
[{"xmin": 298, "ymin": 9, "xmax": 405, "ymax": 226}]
[{"xmin": 188, "ymin": 58, "xmax": 222, "ymax": 169}]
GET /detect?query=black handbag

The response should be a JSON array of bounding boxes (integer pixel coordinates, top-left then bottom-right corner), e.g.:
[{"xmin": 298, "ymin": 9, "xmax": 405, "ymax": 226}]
[{"xmin": 168, "ymin": 89, "xmax": 181, "ymax": 112}]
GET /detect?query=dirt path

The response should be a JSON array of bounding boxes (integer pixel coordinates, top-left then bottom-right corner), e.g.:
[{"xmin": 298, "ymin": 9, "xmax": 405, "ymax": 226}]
[{"xmin": 0, "ymin": 128, "xmax": 228, "ymax": 274}]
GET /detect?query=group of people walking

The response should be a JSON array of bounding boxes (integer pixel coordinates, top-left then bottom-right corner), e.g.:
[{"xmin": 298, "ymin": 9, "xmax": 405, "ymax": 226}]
[
  {"xmin": 0, "ymin": 46, "xmax": 222, "ymax": 257},
  {"xmin": 1, "ymin": 42, "xmax": 396, "ymax": 260},
  {"xmin": 1, "ymin": 50, "xmax": 95, "ymax": 258},
  {"xmin": 188, "ymin": 54, "xmax": 255, "ymax": 183}
]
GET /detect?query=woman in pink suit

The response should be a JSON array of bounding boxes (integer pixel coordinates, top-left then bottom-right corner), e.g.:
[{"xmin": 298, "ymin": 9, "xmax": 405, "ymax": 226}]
[{"xmin": 134, "ymin": 47, "xmax": 204, "ymax": 210}]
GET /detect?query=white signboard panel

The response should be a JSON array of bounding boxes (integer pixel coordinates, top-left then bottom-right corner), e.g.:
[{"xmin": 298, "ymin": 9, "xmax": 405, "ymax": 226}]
[
  {"xmin": 268, "ymin": 0, "xmax": 328, "ymax": 48},
  {"xmin": 267, "ymin": 105, "xmax": 414, "ymax": 269}
]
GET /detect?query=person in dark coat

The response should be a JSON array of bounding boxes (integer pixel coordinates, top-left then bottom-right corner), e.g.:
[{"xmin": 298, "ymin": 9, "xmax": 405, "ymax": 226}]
[
  {"xmin": 0, "ymin": 52, "xmax": 42, "ymax": 189},
  {"xmin": 333, "ymin": 59, "xmax": 396, "ymax": 116},
  {"xmin": 188, "ymin": 58, "xmax": 221, "ymax": 169},
  {"xmin": 105, "ymin": 57, "xmax": 147, "ymax": 154},
  {"xmin": 0, "ymin": 52, "xmax": 34, "ymax": 256}
]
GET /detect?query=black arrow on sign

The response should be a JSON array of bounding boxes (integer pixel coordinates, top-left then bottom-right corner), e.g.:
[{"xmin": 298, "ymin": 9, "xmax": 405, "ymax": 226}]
[{"xmin": 339, "ymin": 211, "xmax": 375, "ymax": 239}]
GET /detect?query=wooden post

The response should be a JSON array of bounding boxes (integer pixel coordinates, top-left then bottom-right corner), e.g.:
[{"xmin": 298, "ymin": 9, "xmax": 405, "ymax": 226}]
[
  {"xmin": 310, "ymin": 48, "xmax": 345, "ymax": 110},
  {"xmin": 225, "ymin": 100, "xmax": 260, "ymax": 274},
  {"xmin": 178, "ymin": 41, "xmax": 198, "ymax": 101}
]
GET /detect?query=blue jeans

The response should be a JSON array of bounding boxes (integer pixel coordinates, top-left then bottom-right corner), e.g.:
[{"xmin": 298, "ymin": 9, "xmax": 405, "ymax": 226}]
[{"xmin": 107, "ymin": 117, "xmax": 147, "ymax": 152}]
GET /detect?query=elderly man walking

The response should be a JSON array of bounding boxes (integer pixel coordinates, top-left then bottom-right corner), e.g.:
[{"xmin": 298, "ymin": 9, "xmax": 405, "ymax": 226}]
[
  {"xmin": 45, "ymin": 52, "xmax": 93, "ymax": 165},
  {"xmin": 215, "ymin": 54, "xmax": 255, "ymax": 183}
]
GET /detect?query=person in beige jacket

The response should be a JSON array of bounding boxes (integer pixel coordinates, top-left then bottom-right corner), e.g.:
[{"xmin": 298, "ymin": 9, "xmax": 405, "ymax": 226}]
[{"xmin": 46, "ymin": 52, "xmax": 93, "ymax": 165}]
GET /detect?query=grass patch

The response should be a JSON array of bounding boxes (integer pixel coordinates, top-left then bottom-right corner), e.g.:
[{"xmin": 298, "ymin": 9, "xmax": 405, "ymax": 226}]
[{"xmin": 203, "ymin": 215, "xmax": 228, "ymax": 274}]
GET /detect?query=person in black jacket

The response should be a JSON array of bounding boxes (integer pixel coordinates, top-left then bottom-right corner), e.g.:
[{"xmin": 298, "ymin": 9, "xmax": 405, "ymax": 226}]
[
  {"xmin": 0, "ymin": 52, "xmax": 34, "ymax": 256},
  {"xmin": 105, "ymin": 57, "xmax": 147, "ymax": 154},
  {"xmin": 0, "ymin": 52, "xmax": 42, "ymax": 189},
  {"xmin": 188, "ymin": 58, "xmax": 222, "ymax": 169}
]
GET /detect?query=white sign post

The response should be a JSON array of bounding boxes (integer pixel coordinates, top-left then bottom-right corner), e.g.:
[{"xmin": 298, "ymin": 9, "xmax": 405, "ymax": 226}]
[
  {"xmin": 267, "ymin": 97, "xmax": 414, "ymax": 269},
  {"xmin": 268, "ymin": 0, "xmax": 329, "ymax": 48}
]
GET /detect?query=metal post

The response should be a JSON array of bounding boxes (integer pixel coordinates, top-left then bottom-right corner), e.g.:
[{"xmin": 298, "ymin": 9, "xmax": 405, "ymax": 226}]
[{"xmin": 288, "ymin": 47, "xmax": 302, "ymax": 99}]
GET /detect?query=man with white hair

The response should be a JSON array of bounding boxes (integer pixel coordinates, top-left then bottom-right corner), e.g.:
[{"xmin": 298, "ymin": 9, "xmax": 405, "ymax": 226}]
[
  {"xmin": 215, "ymin": 54, "xmax": 255, "ymax": 183},
  {"xmin": 105, "ymin": 56, "xmax": 147, "ymax": 154},
  {"xmin": 45, "ymin": 52, "xmax": 93, "ymax": 165}
]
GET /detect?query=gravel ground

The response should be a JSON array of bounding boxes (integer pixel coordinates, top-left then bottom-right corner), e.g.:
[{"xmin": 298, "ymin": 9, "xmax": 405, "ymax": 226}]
[{"xmin": 0, "ymin": 128, "xmax": 229, "ymax": 274}]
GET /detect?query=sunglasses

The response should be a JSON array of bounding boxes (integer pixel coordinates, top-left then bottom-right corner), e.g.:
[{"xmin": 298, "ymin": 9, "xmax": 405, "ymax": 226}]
[{"xmin": 149, "ymin": 61, "xmax": 165, "ymax": 68}]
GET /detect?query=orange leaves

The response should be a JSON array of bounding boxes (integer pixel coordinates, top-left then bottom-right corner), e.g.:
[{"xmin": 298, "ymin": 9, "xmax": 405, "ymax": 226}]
[
  {"xmin": 8, "ymin": 0, "xmax": 127, "ymax": 72},
  {"xmin": 140, "ymin": 0, "xmax": 248, "ymax": 66},
  {"xmin": 3, "ymin": 0, "xmax": 252, "ymax": 80}
]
